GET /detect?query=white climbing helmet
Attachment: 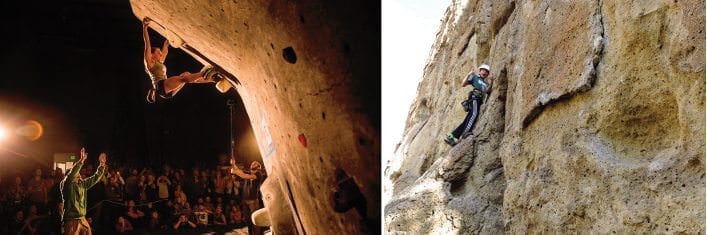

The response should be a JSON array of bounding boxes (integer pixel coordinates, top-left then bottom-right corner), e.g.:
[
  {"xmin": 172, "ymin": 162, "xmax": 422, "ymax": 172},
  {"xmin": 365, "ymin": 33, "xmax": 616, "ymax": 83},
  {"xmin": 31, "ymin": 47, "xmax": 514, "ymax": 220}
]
[{"xmin": 479, "ymin": 64, "xmax": 491, "ymax": 73}]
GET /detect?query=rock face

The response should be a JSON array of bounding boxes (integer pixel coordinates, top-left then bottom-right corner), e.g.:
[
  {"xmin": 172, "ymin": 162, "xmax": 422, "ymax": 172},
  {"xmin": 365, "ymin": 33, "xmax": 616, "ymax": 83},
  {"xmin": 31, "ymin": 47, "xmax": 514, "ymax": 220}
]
[
  {"xmin": 130, "ymin": 0, "xmax": 380, "ymax": 234},
  {"xmin": 385, "ymin": 0, "xmax": 704, "ymax": 233}
]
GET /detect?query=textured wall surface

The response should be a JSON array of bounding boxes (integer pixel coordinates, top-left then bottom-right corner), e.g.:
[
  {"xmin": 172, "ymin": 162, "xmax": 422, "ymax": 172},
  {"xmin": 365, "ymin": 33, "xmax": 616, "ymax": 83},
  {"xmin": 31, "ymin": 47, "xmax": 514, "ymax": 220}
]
[
  {"xmin": 130, "ymin": 0, "xmax": 380, "ymax": 234},
  {"xmin": 385, "ymin": 0, "xmax": 704, "ymax": 233}
]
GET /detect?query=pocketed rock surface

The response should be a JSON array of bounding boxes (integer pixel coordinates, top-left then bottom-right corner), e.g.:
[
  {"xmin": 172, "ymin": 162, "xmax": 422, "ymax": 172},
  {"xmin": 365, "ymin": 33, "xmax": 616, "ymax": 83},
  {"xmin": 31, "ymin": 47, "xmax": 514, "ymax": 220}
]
[{"xmin": 385, "ymin": 0, "xmax": 705, "ymax": 233}]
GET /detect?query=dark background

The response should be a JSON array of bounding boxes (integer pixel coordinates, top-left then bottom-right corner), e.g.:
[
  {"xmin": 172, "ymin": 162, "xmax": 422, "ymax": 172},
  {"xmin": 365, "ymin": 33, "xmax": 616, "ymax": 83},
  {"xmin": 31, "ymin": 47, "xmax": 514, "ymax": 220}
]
[{"xmin": 0, "ymin": 0, "xmax": 255, "ymax": 174}]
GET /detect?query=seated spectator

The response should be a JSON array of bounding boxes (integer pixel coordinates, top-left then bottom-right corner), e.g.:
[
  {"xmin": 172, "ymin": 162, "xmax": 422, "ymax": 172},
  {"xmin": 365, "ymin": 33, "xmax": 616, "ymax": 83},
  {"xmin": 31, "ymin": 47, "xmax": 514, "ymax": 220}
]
[
  {"xmin": 227, "ymin": 199, "xmax": 239, "ymax": 214},
  {"xmin": 137, "ymin": 175, "xmax": 147, "ymax": 202},
  {"xmin": 144, "ymin": 202, "xmax": 157, "ymax": 217},
  {"xmin": 171, "ymin": 171, "xmax": 184, "ymax": 190},
  {"xmin": 174, "ymin": 185, "xmax": 187, "ymax": 204},
  {"xmin": 174, "ymin": 197, "xmax": 192, "ymax": 215},
  {"xmin": 163, "ymin": 200, "xmax": 177, "ymax": 219},
  {"xmin": 54, "ymin": 167, "xmax": 65, "ymax": 179},
  {"xmin": 173, "ymin": 214, "xmax": 197, "ymax": 230},
  {"xmin": 162, "ymin": 164, "xmax": 173, "ymax": 178},
  {"xmin": 148, "ymin": 211, "xmax": 166, "ymax": 231},
  {"xmin": 8, "ymin": 176, "xmax": 26, "ymax": 206},
  {"xmin": 145, "ymin": 174, "xmax": 158, "ymax": 202},
  {"xmin": 9, "ymin": 210, "xmax": 25, "ymax": 234},
  {"xmin": 106, "ymin": 171, "xmax": 125, "ymax": 201},
  {"xmin": 22, "ymin": 204, "xmax": 42, "ymax": 234},
  {"xmin": 27, "ymin": 169, "xmax": 48, "ymax": 210},
  {"xmin": 115, "ymin": 216, "xmax": 134, "ymax": 233},
  {"xmin": 124, "ymin": 200, "xmax": 145, "ymax": 225},
  {"xmin": 213, "ymin": 169, "xmax": 226, "ymax": 200},
  {"xmin": 193, "ymin": 204, "xmax": 212, "ymax": 226},
  {"xmin": 39, "ymin": 202, "xmax": 63, "ymax": 234},
  {"xmin": 214, "ymin": 196, "xmax": 224, "ymax": 210},
  {"xmin": 204, "ymin": 196, "xmax": 215, "ymax": 212},
  {"xmin": 125, "ymin": 169, "xmax": 139, "ymax": 201},
  {"xmin": 48, "ymin": 169, "xmax": 63, "ymax": 212},
  {"xmin": 228, "ymin": 205, "xmax": 245, "ymax": 228},
  {"xmin": 156, "ymin": 175, "xmax": 171, "ymax": 201},
  {"xmin": 195, "ymin": 197, "xmax": 205, "ymax": 208},
  {"xmin": 199, "ymin": 170, "xmax": 212, "ymax": 197},
  {"xmin": 212, "ymin": 205, "xmax": 227, "ymax": 226}
]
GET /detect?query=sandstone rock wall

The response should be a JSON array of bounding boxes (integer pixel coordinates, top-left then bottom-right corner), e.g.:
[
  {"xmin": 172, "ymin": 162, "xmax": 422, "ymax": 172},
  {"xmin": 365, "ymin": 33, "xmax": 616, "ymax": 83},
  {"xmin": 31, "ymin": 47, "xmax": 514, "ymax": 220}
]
[
  {"xmin": 385, "ymin": 0, "xmax": 704, "ymax": 233},
  {"xmin": 130, "ymin": 0, "xmax": 380, "ymax": 234}
]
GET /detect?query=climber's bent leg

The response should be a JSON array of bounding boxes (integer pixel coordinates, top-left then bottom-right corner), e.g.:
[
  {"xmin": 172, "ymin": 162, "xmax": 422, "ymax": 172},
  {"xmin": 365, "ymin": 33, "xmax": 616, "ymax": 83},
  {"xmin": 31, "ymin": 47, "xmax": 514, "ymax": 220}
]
[{"xmin": 146, "ymin": 80, "xmax": 176, "ymax": 103}]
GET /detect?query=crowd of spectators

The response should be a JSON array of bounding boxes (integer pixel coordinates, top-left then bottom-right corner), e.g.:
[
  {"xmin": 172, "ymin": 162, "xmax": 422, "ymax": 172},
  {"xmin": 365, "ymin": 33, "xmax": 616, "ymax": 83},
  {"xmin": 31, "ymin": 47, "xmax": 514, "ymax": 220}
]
[{"xmin": 0, "ymin": 154, "xmax": 266, "ymax": 234}]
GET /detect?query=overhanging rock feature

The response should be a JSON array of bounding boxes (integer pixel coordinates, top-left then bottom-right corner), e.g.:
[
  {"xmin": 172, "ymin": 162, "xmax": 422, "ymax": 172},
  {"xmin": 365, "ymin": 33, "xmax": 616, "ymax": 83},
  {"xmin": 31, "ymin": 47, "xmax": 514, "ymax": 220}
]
[
  {"xmin": 130, "ymin": 0, "xmax": 380, "ymax": 233},
  {"xmin": 385, "ymin": 0, "xmax": 704, "ymax": 233}
]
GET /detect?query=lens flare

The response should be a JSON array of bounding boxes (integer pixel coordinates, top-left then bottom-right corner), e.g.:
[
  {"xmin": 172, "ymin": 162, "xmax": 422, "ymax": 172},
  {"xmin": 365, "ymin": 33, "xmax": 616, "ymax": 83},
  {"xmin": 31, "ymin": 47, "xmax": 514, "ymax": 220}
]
[{"xmin": 16, "ymin": 120, "xmax": 43, "ymax": 141}]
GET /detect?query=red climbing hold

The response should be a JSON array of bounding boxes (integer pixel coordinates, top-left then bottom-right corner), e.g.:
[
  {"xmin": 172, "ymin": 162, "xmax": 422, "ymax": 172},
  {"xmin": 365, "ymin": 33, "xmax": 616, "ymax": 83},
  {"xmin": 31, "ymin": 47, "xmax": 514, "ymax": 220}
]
[{"xmin": 298, "ymin": 133, "xmax": 307, "ymax": 148}]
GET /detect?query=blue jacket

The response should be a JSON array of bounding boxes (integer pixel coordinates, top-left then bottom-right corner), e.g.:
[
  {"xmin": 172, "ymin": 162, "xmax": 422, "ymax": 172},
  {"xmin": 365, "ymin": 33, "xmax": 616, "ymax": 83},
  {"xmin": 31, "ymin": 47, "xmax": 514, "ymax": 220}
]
[{"xmin": 466, "ymin": 74, "xmax": 489, "ymax": 95}]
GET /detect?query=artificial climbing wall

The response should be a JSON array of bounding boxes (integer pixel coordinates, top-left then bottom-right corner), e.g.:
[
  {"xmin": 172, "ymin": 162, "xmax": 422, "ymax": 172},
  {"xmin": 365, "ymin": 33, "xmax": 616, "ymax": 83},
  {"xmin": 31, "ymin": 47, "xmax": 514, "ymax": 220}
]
[{"xmin": 130, "ymin": 0, "xmax": 380, "ymax": 233}]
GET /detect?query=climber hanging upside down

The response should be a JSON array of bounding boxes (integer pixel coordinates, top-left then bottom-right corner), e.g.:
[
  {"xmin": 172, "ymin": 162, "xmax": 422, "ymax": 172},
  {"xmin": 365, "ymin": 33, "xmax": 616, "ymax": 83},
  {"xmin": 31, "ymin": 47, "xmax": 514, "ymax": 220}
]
[
  {"xmin": 142, "ymin": 17, "xmax": 224, "ymax": 103},
  {"xmin": 444, "ymin": 64, "xmax": 493, "ymax": 146}
]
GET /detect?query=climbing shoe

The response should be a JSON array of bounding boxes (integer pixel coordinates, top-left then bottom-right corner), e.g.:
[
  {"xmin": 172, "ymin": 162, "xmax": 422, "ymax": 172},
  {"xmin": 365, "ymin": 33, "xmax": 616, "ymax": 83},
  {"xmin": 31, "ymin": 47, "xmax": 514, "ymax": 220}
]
[
  {"xmin": 199, "ymin": 65, "xmax": 212, "ymax": 74},
  {"xmin": 202, "ymin": 66, "xmax": 224, "ymax": 82},
  {"xmin": 444, "ymin": 133, "xmax": 458, "ymax": 146}
]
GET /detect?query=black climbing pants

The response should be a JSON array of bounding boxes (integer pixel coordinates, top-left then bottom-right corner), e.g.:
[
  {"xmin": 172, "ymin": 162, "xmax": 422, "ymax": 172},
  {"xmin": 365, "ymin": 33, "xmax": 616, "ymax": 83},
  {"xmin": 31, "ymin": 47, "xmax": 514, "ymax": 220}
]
[{"xmin": 451, "ymin": 97, "xmax": 482, "ymax": 139}]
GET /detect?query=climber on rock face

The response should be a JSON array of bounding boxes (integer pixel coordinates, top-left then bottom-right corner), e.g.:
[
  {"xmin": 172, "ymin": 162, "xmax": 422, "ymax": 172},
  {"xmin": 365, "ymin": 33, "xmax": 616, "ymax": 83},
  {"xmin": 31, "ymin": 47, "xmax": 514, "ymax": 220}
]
[
  {"xmin": 444, "ymin": 64, "xmax": 492, "ymax": 146},
  {"xmin": 142, "ymin": 17, "xmax": 224, "ymax": 103}
]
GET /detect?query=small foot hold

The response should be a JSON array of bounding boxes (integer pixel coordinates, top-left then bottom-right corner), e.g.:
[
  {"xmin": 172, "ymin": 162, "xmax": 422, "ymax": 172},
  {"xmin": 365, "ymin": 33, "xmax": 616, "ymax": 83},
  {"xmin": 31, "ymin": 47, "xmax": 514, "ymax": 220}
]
[
  {"xmin": 215, "ymin": 79, "xmax": 233, "ymax": 93},
  {"xmin": 204, "ymin": 65, "xmax": 242, "ymax": 93},
  {"xmin": 252, "ymin": 208, "xmax": 271, "ymax": 227}
]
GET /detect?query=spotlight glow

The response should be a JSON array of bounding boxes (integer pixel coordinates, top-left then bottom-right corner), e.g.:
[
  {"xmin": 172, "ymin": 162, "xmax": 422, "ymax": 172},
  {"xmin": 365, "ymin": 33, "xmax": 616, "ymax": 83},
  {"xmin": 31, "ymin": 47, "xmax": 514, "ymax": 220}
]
[{"xmin": 0, "ymin": 126, "xmax": 6, "ymax": 141}]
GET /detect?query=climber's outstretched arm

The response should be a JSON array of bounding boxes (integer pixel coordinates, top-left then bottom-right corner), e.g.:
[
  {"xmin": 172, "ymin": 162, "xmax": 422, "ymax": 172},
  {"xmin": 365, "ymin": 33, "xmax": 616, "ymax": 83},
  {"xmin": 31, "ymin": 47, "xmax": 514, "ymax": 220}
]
[
  {"xmin": 143, "ymin": 18, "xmax": 153, "ymax": 68},
  {"xmin": 160, "ymin": 40, "xmax": 169, "ymax": 63}
]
